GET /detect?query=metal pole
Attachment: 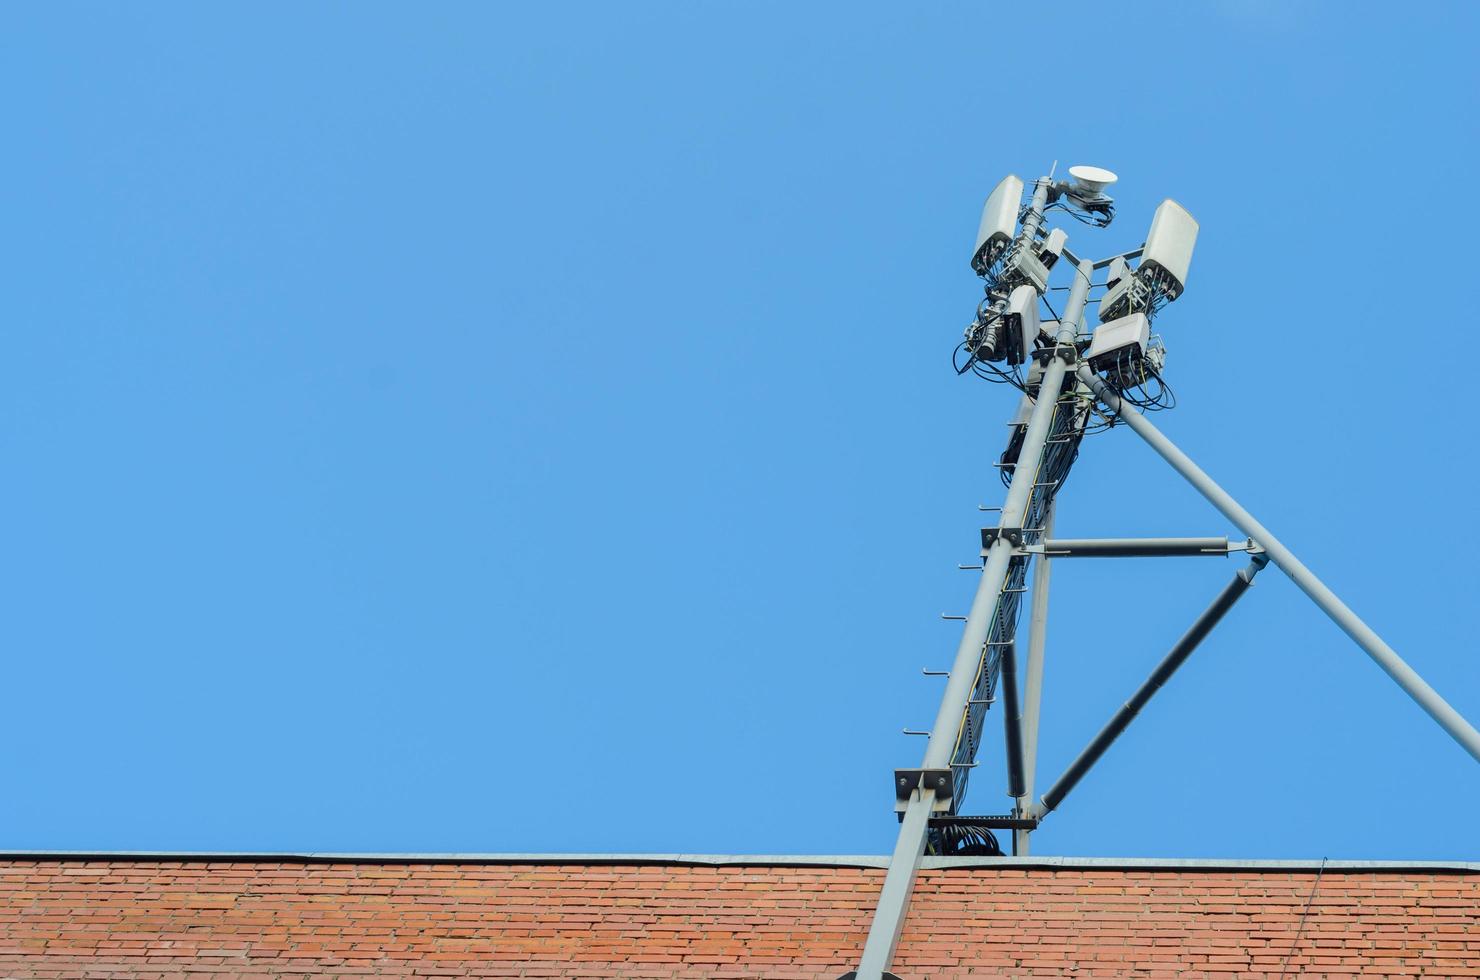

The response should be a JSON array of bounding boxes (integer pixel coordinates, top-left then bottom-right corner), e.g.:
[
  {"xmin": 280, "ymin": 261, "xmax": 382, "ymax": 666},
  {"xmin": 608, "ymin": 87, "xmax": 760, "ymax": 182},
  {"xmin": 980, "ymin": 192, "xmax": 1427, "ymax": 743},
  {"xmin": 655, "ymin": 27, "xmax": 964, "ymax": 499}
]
[
  {"xmin": 1016, "ymin": 507, "xmax": 1053, "ymax": 856},
  {"xmin": 1054, "ymin": 258, "xmax": 1094, "ymax": 346},
  {"xmin": 1078, "ymin": 365, "xmax": 1480, "ymax": 765},
  {"xmin": 921, "ymin": 255, "xmax": 1092, "ymax": 774},
  {"xmin": 852, "ymin": 787, "xmax": 934, "ymax": 980},
  {"xmin": 1034, "ymin": 555, "xmax": 1267, "ymax": 817},
  {"xmin": 999, "ymin": 640, "xmax": 1026, "ymax": 800},
  {"xmin": 851, "ymin": 209, "xmax": 1088, "ymax": 980},
  {"xmin": 853, "ymin": 357, "xmax": 1060, "ymax": 980},
  {"xmin": 921, "ymin": 386, "xmax": 1057, "ymax": 774}
]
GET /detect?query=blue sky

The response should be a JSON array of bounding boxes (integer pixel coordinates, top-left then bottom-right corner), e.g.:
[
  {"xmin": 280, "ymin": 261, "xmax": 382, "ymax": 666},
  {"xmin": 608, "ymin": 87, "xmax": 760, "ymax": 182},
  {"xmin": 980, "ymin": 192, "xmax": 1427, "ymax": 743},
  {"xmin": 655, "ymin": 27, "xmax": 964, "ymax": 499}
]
[{"xmin": 2, "ymin": 2, "xmax": 1477, "ymax": 859}]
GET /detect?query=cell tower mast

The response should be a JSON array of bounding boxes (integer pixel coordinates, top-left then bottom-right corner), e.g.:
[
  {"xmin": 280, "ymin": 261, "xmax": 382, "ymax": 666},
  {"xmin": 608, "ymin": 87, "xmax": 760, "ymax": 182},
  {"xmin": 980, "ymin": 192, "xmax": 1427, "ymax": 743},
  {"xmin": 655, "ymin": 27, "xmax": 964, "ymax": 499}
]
[{"xmin": 841, "ymin": 166, "xmax": 1480, "ymax": 980}]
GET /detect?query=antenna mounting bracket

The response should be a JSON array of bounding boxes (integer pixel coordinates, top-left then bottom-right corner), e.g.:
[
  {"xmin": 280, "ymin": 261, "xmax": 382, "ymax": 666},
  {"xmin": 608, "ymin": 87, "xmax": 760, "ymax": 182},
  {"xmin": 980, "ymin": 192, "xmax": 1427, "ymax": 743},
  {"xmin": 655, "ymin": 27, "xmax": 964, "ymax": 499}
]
[
  {"xmin": 981, "ymin": 526, "xmax": 1026, "ymax": 551},
  {"xmin": 894, "ymin": 768, "xmax": 954, "ymax": 813}
]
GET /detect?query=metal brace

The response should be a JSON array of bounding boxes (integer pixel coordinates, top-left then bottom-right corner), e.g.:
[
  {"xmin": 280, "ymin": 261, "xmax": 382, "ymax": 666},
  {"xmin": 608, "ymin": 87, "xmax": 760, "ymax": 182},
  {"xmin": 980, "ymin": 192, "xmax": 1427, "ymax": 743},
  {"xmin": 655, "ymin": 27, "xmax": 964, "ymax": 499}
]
[
  {"xmin": 929, "ymin": 813, "xmax": 1040, "ymax": 831},
  {"xmin": 894, "ymin": 768, "xmax": 954, "ymax": 814},
  {"xmin": 981, "ymin": 526, "xmax": 1026, "ymax": 551}
]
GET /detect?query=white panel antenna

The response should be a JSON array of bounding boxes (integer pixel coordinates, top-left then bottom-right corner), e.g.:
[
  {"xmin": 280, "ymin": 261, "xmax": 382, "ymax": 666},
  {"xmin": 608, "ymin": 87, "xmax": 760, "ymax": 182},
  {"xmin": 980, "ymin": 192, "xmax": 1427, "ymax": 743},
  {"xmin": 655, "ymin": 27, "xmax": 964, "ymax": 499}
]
[
  {"xmin": 972, "ymin": 175, "xmax": 1024, "ymax": 274},
  {"xmin": 1141, "ymin": 198, "xmax": 1198, "ymax": 296},
  {"xmin": 1098, "ymin": 201, "xmax": 1199, "ymax": 323}
]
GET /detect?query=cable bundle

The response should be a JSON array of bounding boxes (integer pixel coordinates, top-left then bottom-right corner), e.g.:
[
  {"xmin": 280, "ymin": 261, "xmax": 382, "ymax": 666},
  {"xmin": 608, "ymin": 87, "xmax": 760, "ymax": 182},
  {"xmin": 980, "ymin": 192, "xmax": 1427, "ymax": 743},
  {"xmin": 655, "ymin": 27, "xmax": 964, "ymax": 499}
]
[
  {"xmin": 928, "ymin": 823, "xmax": 1003, "ymax": 857},
  {"xmin": 1097, "ymin": 342, "xmax": 1176, "ymax": 413}
]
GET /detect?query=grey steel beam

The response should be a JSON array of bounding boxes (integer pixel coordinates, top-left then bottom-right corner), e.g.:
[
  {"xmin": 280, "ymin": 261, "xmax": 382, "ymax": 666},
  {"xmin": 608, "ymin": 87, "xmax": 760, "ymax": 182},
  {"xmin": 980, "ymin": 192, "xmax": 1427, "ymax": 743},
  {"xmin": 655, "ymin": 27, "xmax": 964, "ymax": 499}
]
[
  {"xmin": 850, "ymin": 211, "xmax": 1089, "ymax": 980},
  {"xmin": 922, "ymin": 387, "xmax": 1058, "ymax": 773},
  {"xmin": 922, "ymin": 254, "xmax": 1092, "ymax": 778},
  {"xmin": 1016, "ymin": 508, "xmax": 1054, "ymax": 856},
  {"xmin": 1035, "ymin": 537, "xmax": 1243, "ymax": 558},
  {"xmin": 853, "ymin": 365, "xmax": 1058, "ymax": 978},
  {"xmin": 999, "ymin": 641, "xmax": 1027, "ymax": 800},
  {"xmin": 1034, "ymin": 555, "xmax": 1267, "ymax": 817},
  {"xmin": 852, "ymin": 787, "xmax": 934, "ymax": 980},
  {"xmin": 1078, "ymin": 365, "xmax": 1480, "ymax": 765}
]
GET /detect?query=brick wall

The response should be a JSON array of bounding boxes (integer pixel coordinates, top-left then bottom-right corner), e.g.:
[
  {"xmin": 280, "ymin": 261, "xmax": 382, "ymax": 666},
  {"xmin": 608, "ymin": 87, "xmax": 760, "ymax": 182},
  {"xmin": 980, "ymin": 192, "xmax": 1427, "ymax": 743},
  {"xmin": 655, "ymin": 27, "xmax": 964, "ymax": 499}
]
[{"xmin": 0, "ymin": 858, "xmax": 1476, "ymax": 978}]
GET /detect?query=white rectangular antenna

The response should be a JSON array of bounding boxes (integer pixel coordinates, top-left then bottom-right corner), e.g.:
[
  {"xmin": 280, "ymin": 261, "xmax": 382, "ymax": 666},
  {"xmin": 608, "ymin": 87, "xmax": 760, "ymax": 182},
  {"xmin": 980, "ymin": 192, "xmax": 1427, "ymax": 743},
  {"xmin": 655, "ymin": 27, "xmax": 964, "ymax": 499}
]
[
  {"xmin": 1141, "ymin": 199, "xmax": 1198, "ymax": 295},
  {"xmin": 972, "ymin": 175, "xmax": 1024, "ymax": 273}
]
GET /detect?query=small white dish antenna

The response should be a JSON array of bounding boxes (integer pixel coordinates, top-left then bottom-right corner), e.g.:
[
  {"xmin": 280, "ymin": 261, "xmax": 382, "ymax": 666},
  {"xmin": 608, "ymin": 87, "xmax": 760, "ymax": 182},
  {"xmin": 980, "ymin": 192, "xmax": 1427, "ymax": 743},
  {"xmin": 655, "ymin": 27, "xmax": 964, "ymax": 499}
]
[{"xmin": 1068, "ymin": 165, "xmax": 1118, "ymax": 197}]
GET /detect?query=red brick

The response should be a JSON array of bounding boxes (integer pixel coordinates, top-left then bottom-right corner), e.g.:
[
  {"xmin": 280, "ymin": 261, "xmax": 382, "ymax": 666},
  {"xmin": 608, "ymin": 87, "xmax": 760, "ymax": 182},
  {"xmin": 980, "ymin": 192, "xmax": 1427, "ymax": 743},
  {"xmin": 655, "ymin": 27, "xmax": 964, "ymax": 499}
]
[{"xmin": 0, "ymin": 861, "xmax": 1474, "ymax": 976}]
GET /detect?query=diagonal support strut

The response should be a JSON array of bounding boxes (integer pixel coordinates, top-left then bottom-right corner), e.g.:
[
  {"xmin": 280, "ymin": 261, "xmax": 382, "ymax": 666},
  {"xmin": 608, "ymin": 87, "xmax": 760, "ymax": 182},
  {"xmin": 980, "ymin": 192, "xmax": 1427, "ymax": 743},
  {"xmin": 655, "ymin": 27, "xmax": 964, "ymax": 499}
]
[
  {"xmin": 1078, "ymin": 364, "xmax": 1480, "ymax": 765},
  {"xmin": 1032, "ymin": 553, "xmax": 1267, "ymax": 819}
]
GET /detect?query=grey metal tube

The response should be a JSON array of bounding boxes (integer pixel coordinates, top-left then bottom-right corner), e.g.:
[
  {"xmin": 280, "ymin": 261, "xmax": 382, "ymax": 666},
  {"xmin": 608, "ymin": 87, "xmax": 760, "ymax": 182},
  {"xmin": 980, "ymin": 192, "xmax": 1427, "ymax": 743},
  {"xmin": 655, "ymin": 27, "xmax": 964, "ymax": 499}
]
[
  {"xmin": 1017, "ymin": 180, "xmax": 1049, "ymax": 245},
  {"xmin": 921, "ymin": 359, "xmax": 1066, "ymax": 771},
  {"xmin": 853, "ymin": 787, "xmax": 934, "ymax": 980},
  {"xmin": 852, "ymin": 208, "xmax": 1088, "ymax": 980},
  {"xmin": 1017, "ymin": 508, "xmax": 1054, "ymax": 857},
  {"xmin": 1055, "ymin": 258, "xmax": 1094, "ymax": 345},
  {"xmin": 1036, "ymin": 556, "xmax": 1266, "ymax": 816},
  {"xmin": 999, "ymin": 641, "xmax": 1026, "ymax": 800},
  {"xmin": 1040, "ymin": 537, "xmax": 1230, "ymax": 558},
  {"xmin": 921, "ymin": 257, "xmax": 1090, "ymax": 773},
  {"xmin": 1078, "ymin": 365, "xmax": 1480, "ymax": 765}
]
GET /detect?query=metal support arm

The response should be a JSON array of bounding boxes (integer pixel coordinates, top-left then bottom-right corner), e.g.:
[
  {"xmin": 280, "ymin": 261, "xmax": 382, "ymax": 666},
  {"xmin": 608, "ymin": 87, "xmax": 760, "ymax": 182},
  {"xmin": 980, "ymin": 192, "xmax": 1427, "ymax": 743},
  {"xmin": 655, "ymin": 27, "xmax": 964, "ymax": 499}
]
[
  {"xmin": 1033, "ymin": 555, "xmax": 1267, "ymax": 818},
  {"xmin": 1078, "ymin": 365, "xmax": 1480, "ymax": 765},
  {"xmin": 1032, "ymin": 536, "xmax": 1255, "ymax": 558}
]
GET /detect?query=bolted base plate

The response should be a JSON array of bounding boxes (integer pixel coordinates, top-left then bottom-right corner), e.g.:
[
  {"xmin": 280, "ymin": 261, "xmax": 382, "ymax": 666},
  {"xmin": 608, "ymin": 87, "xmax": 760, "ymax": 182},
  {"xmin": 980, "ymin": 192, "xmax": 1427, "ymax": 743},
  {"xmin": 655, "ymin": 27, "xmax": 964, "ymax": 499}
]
[{"xmin": 894, "ymin": 768, "xmax": 953, "ymax": 814}]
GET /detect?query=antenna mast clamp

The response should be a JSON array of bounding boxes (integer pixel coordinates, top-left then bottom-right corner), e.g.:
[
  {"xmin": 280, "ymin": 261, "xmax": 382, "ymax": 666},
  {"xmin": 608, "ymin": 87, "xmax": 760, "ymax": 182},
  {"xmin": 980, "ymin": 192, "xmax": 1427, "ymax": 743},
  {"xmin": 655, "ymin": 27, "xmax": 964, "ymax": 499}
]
[
  {"xmin": 894, "ymin": 768, "xmax": 955, "ymax": 813},
  {"xmin": 980, "ymin": 526, "xmax": 1026, "ymax": 551}
]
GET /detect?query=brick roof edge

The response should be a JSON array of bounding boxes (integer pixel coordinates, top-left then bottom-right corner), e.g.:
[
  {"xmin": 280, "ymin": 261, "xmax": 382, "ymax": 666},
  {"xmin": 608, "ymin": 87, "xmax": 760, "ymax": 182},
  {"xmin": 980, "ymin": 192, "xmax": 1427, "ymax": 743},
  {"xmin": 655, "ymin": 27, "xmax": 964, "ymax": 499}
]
[{"xmin": 1, "ymin": 850, "xmax": 1475, "ymax": 873}]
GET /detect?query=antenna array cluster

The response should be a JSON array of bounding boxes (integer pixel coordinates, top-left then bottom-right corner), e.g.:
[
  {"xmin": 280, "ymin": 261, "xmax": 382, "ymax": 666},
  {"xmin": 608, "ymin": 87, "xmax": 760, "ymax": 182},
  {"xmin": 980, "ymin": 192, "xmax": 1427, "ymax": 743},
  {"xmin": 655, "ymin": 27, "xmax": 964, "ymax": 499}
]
[{"xmin": 840, "ymin": 164, "xmax": 1480, "ymax": 980}]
